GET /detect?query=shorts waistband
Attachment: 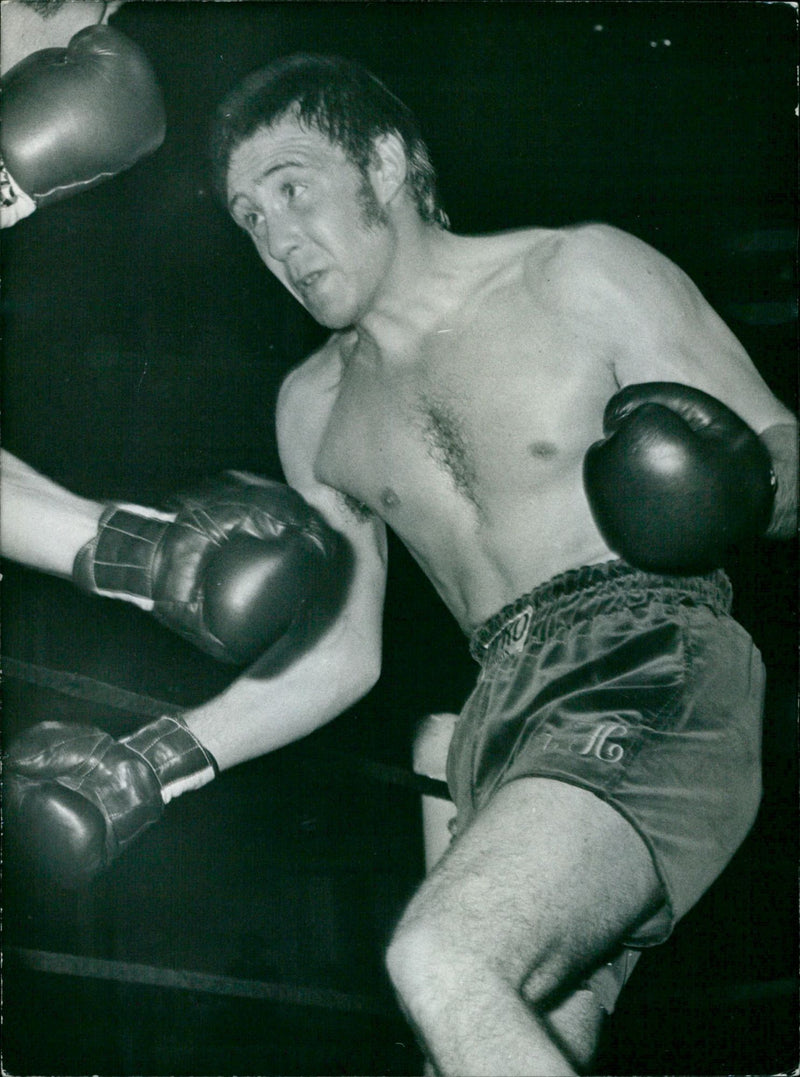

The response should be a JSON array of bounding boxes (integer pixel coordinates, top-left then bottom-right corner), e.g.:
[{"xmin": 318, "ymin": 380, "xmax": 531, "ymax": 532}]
[{"xmin": 469, "ymin": 560, "xmax": 733, "ymax": 663}]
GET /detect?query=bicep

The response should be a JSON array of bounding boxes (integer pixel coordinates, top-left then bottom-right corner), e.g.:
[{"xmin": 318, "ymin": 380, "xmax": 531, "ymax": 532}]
[
  {"xmin": 584, "ymin": 227, "xmax": 795, "ymax": 434},
  {"xmin": 275, "ymin": 367, "xmax": 388, "ymax": 641}
]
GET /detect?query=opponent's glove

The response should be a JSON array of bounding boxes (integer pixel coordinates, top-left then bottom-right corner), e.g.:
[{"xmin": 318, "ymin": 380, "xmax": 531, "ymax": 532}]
[
  {"xmin": 1, "ymin": 24, "xmax": 165, "ymax": 224},
  {"xmin": 4, "ymin": 716, "xmax": 218, "ymax": 887},
  {"xmin": 583, "ymin": 382, "xmax": 776, "ymax": 574},
  {"xmin": 72, "ymin": 471, "xmax": 348, "ymax": 666}
]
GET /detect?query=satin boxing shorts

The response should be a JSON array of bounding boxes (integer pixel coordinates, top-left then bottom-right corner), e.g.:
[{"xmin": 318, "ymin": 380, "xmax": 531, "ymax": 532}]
[{"xmin": 447, "ymin": 560, "xmax": 765, "ymax": 1011}]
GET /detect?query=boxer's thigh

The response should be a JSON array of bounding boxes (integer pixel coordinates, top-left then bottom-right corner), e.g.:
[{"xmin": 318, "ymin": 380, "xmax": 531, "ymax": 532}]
[{"xmin": 395, "ymin": 775, "xmax": 662, "ymax": 1002}]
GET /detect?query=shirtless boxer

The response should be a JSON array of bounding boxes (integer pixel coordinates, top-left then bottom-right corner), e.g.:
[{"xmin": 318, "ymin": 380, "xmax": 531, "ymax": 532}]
[{"xmin": 6, "ymin": 52, "xmax": 797, "ymax": 1076}]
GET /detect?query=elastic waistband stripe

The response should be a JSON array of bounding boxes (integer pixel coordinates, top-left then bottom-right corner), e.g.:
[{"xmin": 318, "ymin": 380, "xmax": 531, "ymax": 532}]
[{"xmin": 470, "ymin": 560, "xmax": 732, "ymax": 661}]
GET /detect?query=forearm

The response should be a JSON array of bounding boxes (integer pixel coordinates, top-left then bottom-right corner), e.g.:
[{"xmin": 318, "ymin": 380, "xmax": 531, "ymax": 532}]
[
  {"xmin": 760, "ymin": 422, "xmax": 798, "ymax": 539},
  {"xmin": 183, "ymin": 619, "xmax": 380, "ymax": 770},
  {"xmin": 0, "ymin": 450, "xmax": 104, "ymax": 575}
]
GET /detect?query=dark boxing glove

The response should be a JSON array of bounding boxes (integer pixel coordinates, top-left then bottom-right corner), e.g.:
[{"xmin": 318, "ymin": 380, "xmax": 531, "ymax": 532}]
[
  {"xmin": 72, "ymin": 471, "xmax": 348, "ymax": 666},
  {"xmin": 4, "ymin": 716, "xmax": 217, "ymax": 887},
  {"xmin": 584, "ymin": 382, "xmax": 776, "ymax": 574},
  {"xmin": 1, "ymin": 24, "xmax": 165, "ymax": 218}
]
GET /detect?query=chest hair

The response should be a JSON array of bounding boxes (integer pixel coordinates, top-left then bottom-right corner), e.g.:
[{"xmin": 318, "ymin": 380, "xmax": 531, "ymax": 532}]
[{"xmin": 417, "ymin": 393, "xmax": 480, "ymax": 508}]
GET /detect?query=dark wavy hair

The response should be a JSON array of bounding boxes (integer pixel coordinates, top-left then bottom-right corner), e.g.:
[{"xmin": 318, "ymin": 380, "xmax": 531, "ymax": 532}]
[{"xmin": 210, "ymin": 53, "xmax": 449, "ymax": 228}]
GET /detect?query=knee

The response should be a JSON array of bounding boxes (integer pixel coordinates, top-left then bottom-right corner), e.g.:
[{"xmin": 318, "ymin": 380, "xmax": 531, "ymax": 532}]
[
  {"xmin": 386, "ymin": 901, "xmax": 528, "ymax": 1025},
  {"xmin": 385, "ymin": 912, "xmax": 464, "ymax": 1018},
  {"xmin": 385, "ymin": 916, "xmax": 434, "ymax": 1007},
  {"xmin": 386, "ymin": 902, "xmax": 569, "ymax": 1022}
]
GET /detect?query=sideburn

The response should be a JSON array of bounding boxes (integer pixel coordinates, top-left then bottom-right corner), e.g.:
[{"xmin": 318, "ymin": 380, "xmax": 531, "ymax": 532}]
[{"xmin": 357, "ymin": 173, "xmax": 390, "ymax": 229}]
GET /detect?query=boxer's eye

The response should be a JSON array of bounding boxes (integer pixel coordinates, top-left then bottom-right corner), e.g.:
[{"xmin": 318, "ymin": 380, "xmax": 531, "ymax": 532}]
[
  {"xmin": 281, "ymin": 181, "xmax": 307, "ymax": 203},
  {"xmin": 234, "ymin": 207, "xmax": 264, "ymax": 236}
]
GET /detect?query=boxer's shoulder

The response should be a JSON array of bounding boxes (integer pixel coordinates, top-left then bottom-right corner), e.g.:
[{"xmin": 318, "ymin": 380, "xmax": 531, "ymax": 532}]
[
  {"xmin": 277, "ymin": 334, "xmax": 352, "ymax": 463},
  {"xmin": 550, "ymin": 222, "xmax": 687, "ymax": 296},
  {"xmin": 279, "ymin": 334, "xmax": 349, "ymax": 406},
  {"xmin": 473, "ymin": 222, "xmax": 642, "ymax": 298},
  {"xmin": 510, "ymin": 222, "xmax": 687, "ymax": 332},
  {"xmin": 516, "ymin": 221, "xmax": 632, "ymax": 283}
]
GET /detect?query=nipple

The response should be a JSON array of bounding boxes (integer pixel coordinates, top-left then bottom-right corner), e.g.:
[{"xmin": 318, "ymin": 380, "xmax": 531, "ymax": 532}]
[
  {"xmin": 528, "ymin": 441, "xmax": 558, "ymax": 460},
  {"xmin": 380, "ymin": 487, "xmax": 400, "ymax": 510}
]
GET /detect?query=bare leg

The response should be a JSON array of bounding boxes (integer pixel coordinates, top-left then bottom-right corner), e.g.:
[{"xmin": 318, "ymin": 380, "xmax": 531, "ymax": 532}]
[
  {"xmin": 386, "ymin": 777, "xmax": 661, "ymax": 1077},
  {"xmin": 541, "ymin": 988, "xmax": 604, "ymax": 1073},
  {"xmin": 420, "ymin": 990, "xmax": 602, "ymax": 1077}
]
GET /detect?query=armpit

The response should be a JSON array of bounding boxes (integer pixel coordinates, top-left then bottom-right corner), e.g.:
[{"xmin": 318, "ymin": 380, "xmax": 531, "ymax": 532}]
[{"xmin": 336, "ymin": 490, "xmax": 374, "ymax": 523}]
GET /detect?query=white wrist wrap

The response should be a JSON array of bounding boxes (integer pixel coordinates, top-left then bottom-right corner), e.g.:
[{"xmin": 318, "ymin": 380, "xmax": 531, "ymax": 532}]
[{"xmin": 120, "ymin": 715, "xmax": 219, "ymax": 805}]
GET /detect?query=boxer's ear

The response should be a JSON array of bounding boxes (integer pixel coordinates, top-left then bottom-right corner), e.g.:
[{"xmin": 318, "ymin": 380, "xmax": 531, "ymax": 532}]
[{"xmin": 369, "ymin": 133, "xmax": 408, "ymax": 207}]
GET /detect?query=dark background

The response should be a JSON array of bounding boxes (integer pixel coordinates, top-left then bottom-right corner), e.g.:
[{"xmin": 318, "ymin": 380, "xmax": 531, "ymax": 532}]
[{"xmin": 2, "ymin": 3, "xmax": 797, "ymax": 1074}]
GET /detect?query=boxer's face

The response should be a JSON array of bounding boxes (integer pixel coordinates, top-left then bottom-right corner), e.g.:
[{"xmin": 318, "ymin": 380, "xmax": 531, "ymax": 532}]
[{"xmin": 226, "ymin": 115, "xmax": 397, "ymax": 329}]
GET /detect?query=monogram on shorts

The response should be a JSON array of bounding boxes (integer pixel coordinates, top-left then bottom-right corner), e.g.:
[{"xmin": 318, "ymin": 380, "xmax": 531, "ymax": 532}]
[{"xmin": 540, "ymin": 720, "xmax": 629, "ymax": 763}]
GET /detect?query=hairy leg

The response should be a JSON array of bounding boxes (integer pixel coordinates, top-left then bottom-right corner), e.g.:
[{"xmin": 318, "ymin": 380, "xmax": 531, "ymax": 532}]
[
  {"xmin": 420, "ymin": 991, "xmax": 602, "ymax": 1077},
  {"xmin": 540, "ymin": 987, "xmax": 604, "ymax": 1072},
  {"xmin": 387, "ymin": 778, "xmax": 661, "ymax": 1077}
]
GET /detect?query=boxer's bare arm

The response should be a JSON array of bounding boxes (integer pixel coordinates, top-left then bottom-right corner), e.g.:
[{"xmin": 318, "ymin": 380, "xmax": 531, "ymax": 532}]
[
  {"xmin": 565, "ymin": 224, "xmax": 798, "ymax": 537},
  {"xmin": 0, "ymin": 449, "xmax": 104, "ymax": 575},
  {"xmin": 3, "ymin": 355, "xmax": 388, "ymax": 888},
  {"xmin": 183, "ymin": 352, "xmax": 389, "ymax": 770},
  {"xmin": 2, "ymin": 351, "xmax": 387, "ymax": 772}
]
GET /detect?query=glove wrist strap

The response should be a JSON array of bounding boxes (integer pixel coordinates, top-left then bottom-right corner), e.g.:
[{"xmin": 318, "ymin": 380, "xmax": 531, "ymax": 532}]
[
  {"xmin": 121, "ymin": 715, "xmax": 219, "ymax": 805},
  {"xmin": 73, "ymin": 505, "xmax": 173, "ymax": 608}
]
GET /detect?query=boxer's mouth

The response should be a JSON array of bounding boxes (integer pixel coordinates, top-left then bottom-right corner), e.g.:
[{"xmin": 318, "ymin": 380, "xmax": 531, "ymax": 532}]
[{"xmin": 296, "ymin": 270, "xmax": 324, "ymax": 291}]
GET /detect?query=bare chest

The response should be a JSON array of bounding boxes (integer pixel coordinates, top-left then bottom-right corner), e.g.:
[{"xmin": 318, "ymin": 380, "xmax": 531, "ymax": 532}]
[{"xmin": 314, "ymin": 303, "xmax": 606, "ymax": 523}]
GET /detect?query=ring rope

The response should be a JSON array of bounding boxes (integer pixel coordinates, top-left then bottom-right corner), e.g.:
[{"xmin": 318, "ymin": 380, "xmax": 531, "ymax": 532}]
[
  {"xmin": 5, "ymin": 659, "xmax": 797, "ymax": 1017},
  {"xmin": 7, "ymin": 946, "xmax": 397, "ymax": 1017},
  {"xmin": 3, "ymin": 655, "xmax": 172, "ymax": 718},
  {"xmin": 7, "ymin": 946, "xmax": 796, "ymax": 1012},
  {"xmin": 2, "ymin": 655, "xmax": 452, "ymax": 800}
]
